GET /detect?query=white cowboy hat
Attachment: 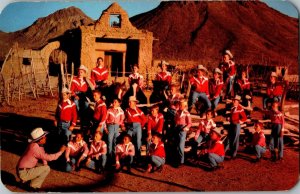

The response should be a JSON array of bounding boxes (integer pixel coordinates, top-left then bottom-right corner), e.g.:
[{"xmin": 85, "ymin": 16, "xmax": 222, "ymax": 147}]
[
  {"xmin": 28, "ymin": 127, "xmax": 49, "ymax": 143},
  {"xmin": 270, "ymin": 72, "xmax": 278, "ymax": 78},
  {"xmin": 224, "ymin": 50, "xmax": 233, "ymax": 58},
  {"xmin": 232, "ymin": 95, "xmax": 242, "ymax": 102},
  {"xmin": 197, "ymin": 64, "xmax": 207, "ymax": 72},
  {"xmin": 211, "ymin": 127, "xmax": 223, "ymax": 136},
  {"xmin": 78, "ymin": 65, "xmax": 88, "ymax": 72},
  {"xmin": 61, "ymin": 87, "xmax": 71, "ymax": 94},
  {"xmin": 160, "ymin": 60, "xmax": 169, "ymax": 66},
  {"xmin": 214, "ymin": 68, "xmax": 223, "ymax": 75},
  {"xmin": 129, "ymin": 96, "xmax": 139, "ymax": 103}
]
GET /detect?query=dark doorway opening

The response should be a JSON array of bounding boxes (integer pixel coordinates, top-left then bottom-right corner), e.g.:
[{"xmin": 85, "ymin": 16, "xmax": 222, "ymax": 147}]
[{"xmin": 105, "ymin": 52, "xmax": 123, "ymax": 77}]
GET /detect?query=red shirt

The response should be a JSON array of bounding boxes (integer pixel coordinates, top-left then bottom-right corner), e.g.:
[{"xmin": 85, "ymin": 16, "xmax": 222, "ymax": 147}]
[
  {"xmin": 230, "ymin": 104, "xmax": 247, "ymax": 124},
  {"xmin": 220, "ymin": 60, "xmax": 236, "ymax": 77},
  {"xmin": 91, "ymin": 67, "xmax": 108, "ymax": 82},
  {"xmin": 116, "ymin": 142, "xmax": 135, "ymax": 157},
  {"xmin": 168, "ymin": 93, "xmax": 184, "ymax": 110},
  {"xmin": 174, "ymin": 109, "xmax": 192, "ymax": 130},
  {"xmin": 267, "ymin": 82, "xmax": 283, "ymax": 97},
  {"xmin": 269, "ymin": 109, "xmax": 284, "ymax": 125},
  {"xmin": 209, "ymin": 78, "xmax": 223, "ymax": 98},
  {"xmin": 70, "ymin": 77, "xmax": 95, "ymax": 95},
  {"xmin": 149, "ymin": 142, "xmax": 165, "ymax": 159},
  {"xmin": 128, "ymin": 73, "xmax": 144, "ymax": 88},
  {"xmin": 93, "ymin": 99, "xmax": 107, "ymax": 126},
  {"xmin": 208, "ymin": 139, "xmax": 225, "ymax": 156},
  {"xmin": 17, "ymin": 143, "xmax": 64, "ymax": 169},
  {"xmin": 156, "ymin": 71, "xmax": 172, "ymax": 84},
  {"xmin": 147, "ymin": 113, "xmax": 164, "ymax": 134},
  {"xmin": 237, "ymin": 78, "xmax": 250, "ymax": 91},
  {"xmin": 251, "ymin": 131, "xmax": 266, "ymax": 147},
  {"xmin": 106, "ymin": 107, "xmax": 125, "ymax": 127},
  {"xmin": 125, "ymin": 107, "xmax": 147, "ymax": 126},
  {"xmin": 189, "ymin": 76, "xmax": 209, "ymax": 95},
  {"xmin": 55, "ymin": 99, "xmax": 77, "ymax": 126},
  {"xmin": 88, "ymin": 140, "xmax": 107, "ymax": 159},
  {"xmin": 195, "ymin": 119, "xmax": 216, "ymax": 140},
  {"xmin": 65, "ymin": 140, "xmax": 89, "ymax": 161}
]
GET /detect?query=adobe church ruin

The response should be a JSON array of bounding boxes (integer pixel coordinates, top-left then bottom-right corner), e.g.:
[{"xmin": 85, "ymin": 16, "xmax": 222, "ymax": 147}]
[{"xmin": 80, "ymin": 2, "xmax": 154, "ymax": 80}]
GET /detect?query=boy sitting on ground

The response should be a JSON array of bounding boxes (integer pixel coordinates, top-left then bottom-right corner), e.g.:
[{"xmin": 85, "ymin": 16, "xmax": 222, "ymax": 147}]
[
  {"xmin": 115, "ymin": 134, "xmax": 135, "ymax": 173},
  {"xmin": 146, "ymin": 132, "xmax": 166, "ymax": 173}
]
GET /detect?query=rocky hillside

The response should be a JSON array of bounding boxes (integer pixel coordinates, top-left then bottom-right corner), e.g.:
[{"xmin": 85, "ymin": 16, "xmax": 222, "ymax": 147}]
[
  {"xmin": 0, "ymin": 6, "xmax": 94, "ymax": 60},
  {"xmin": 130, "ymin": 1, "xmax": 298, "ymax": 69}
]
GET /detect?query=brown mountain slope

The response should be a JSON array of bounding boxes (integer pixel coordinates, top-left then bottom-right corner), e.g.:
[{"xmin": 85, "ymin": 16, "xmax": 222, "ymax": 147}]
[
  {"xmin": 130, "ymin": 1, "xmax": 298, "ymax": 70},
  {"xmin": 0, "ymin": 6, "xmax": 94, "ymax": 60}
]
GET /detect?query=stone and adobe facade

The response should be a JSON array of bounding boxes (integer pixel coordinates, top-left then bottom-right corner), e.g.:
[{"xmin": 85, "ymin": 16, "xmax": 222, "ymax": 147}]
[{"xmin": 80, "ymin": 2, "xmax": 154, "ymax": 81}]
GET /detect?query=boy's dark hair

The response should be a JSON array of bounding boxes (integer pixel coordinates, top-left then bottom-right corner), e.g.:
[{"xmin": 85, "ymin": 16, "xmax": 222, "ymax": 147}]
[
  {"xmin": 97, "ymin": 57, "xmax": 103, "ymax": 62},
  {"xmin": 73, "ymin": 130, "xmax": 83, "ymax": 137},
  {"xmin": 152, "ymin": 132, "xmax": 162, "ymax": 140},
  {"xmin": 93, "ymin": 89, "xmax": 102, "ymax": 95},
  {"xmin": 123, "ymin": 134, "xmax": 132, "ymax": 141},
  {"xmin": 113, "ymin": 98, "xmax": 122, "ymax": 103},
  {"xmin": 206, "ymin": 109, "xmax": 213, "ymax": 115}
]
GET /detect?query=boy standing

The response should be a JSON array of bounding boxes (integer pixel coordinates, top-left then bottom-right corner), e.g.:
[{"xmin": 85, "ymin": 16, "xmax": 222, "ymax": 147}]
[
  {"xmin": 54, "ymin": 88, "xmax": 77, "ymax": 145},
  {"xmin": 92, "ymin": 90, "xmax": 107, "ymax": 133},
  {"xmin": 174, "ymin": 99, "xmax": 192, "ymax": 166}
]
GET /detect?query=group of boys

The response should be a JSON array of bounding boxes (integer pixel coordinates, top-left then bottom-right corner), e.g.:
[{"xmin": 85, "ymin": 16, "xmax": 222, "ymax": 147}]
[{"xmin": 16, "ymin": 52, "xmax": 286, "ymax": 191}]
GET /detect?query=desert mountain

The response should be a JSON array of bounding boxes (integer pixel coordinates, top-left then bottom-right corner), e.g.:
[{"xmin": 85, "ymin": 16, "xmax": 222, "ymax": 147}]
[
  {"xmin": 0, "ymin": 1, "xmax": 298, "ymax": 71},
  {"xmin": 0, "ymin": 6, "xmax": 94, "ymax": 58},
  {"xmin": 130, "ymin": 1, "xmax": 298, "ymax": 70}
]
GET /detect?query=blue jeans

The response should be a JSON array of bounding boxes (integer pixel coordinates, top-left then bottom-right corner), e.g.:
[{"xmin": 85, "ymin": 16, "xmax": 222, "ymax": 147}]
[
  {"xmin": 211, "ymin": 96, "xmax": 220, "ymax": 110},
  {"xmin": 269, "ymin": 124, "xmax": 284, "ymax": 158},
  {"xmin": 189, "ymin": 91, "xmax": 211, "ymax": 110},
  {"xmin": 107, "ymin": 124, "xmax": 120, "ymax": 156},
  {"xmin": 263, "ymin": 96, "xmax": 282, "ymax": 109},
  {"xmin": 255, "ymin": 145, "xmax": 266, "ymax": 159},
  {"xmin": 74, "ymin": 92, "xmax": 89, "ymax": 112},
  {"xmin": 208, "ymin": 153, "xmax": 224, "ymax": 167},
  {"xmin": 127, "ymin": 122, "xmax": 142, "ymax": 156},
  {"xmin": 150, "ymin": 155, "xmax": 165, "ymax": 167},
  {"xmin": 196, "ymin": 133, "xmax": 209, "ymax": 144},
  {"xmin": 229, "ymin": 123, "xmax": 241, "ymax": 157},
  {"xmin": 58, "ymin": 121, "xmax": 72, "ymax": 145},
  {"xmin": 86, "ymin": 155, "xmax": 107, "ymax": 169},
  {"xmin": 120, "ymin": 155, "xmax": 134, "ymax": 167},
  {"xmin": 65, "ymin": 158, "xmax": 76, "ymax": 172},
  {"xmin": 226, "ymin": 75, "xmax": 235, "ymax": 96},
  {"xmin": 178, "ymin": 130, "xmax": 187, "ymax": 164}
]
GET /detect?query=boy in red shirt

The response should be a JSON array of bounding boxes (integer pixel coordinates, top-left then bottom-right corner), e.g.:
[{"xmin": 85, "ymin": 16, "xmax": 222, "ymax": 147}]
[
  {"xmin": 86, "ymin": 131, "xmax": 107, "ymax": 174},
  {"xmin": 92, "ymin": 90, "xmax": 107, "ymax": 133},
  {"xmin": 54, "ymin": 88, "xmax": 77, "ymax": 145},
  {"xmin": 267, "ymin": 100, "xmax": 285, "ymax": 161},
  {"xmin": 263, "ymin": 72, "xmax": 283, "ymax": 110},
  {"xmin": 91, "ymin": 57, "xmax": 108, "ymax": 89},
  {"xmin": 200, "ymin": 127, "xmax": 225, "ymax": 171},
  {"xmin": 115, "ymin": 134, "xmax": 135, "ymax": 173},
  {"xmin": 251, "ymin": 122, "xmax": 266, "ymax": 162},
  {"xmin": 227, "ymin": 95, "xmax": 247, "ymax": 159},
  {"xmin": 146, "ymin": 133, "xmax": 166, "ymax": 173}
]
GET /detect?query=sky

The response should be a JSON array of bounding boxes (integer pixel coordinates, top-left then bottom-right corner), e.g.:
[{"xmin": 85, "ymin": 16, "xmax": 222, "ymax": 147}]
[{"xmin": 0, "ymin": 0, "xmax": 299, "ymax": 33}]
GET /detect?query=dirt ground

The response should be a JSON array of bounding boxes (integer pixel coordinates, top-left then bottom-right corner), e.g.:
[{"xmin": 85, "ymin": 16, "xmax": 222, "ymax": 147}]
[{"xmin": 0, "ymin": 95, "xmax": 299, "ymax": 192}]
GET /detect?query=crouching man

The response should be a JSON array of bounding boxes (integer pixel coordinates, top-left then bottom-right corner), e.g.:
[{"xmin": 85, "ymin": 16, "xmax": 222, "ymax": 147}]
[{"xmin": 16, "ymin": 128, "xmax": 66, "ymax": 191}]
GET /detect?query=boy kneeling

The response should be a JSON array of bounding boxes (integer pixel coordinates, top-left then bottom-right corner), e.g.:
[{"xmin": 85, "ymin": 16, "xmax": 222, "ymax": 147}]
[
  {"xmin": 146, "ymin": 132, "xmax": 166, "ymax": 173},
  {"xmin": 115, "ymin": 134, "xmax": 135, "ymax": 173},
  {"xmin": 200, "ymin": 128, "xmax": 225, "ymax": 171}
]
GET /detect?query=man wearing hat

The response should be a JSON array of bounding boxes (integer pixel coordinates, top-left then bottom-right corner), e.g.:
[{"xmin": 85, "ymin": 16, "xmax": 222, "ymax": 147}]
[
  {"xmin": 124, "ymin": 96, "xmax": 147, "ymax": 160},
  {"xmin": 91, "ymin": 57, "xmax": 109, "ymax": 89},
  {"xmin": 54, "ymin": 87, "xmax": 77, "ymax": 145},
  {"xmin": 70, "ymin": 65, "xmax": 96, "ymax": 112},
  {"xmin": 200, "ymin": 127, "xmax": 225, "ymax": 171},
  {"xmin": 209, "ymin": 68, "xmax": 224, "ymax": 112},
  {"xmin": 188, "ymin": 64, "xmax": 211, "ymax": 113},
  {"xmin": 227, "ymin": 95, "xmax": 247, "ymax": 159},
  {"xmin": 219, "ymin": 50, "xmax": 236, "ymax": 99},
  {"xmin": 263, "ymin": 72, "xmax": 283, "ymax": 110},
  {"xmin": 16, "ymin": 128, "xmax": 66, "ymax": 191},
  {"xmin": 156, "ymin": 60, "xmax": 172, "ymax": 87}
]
